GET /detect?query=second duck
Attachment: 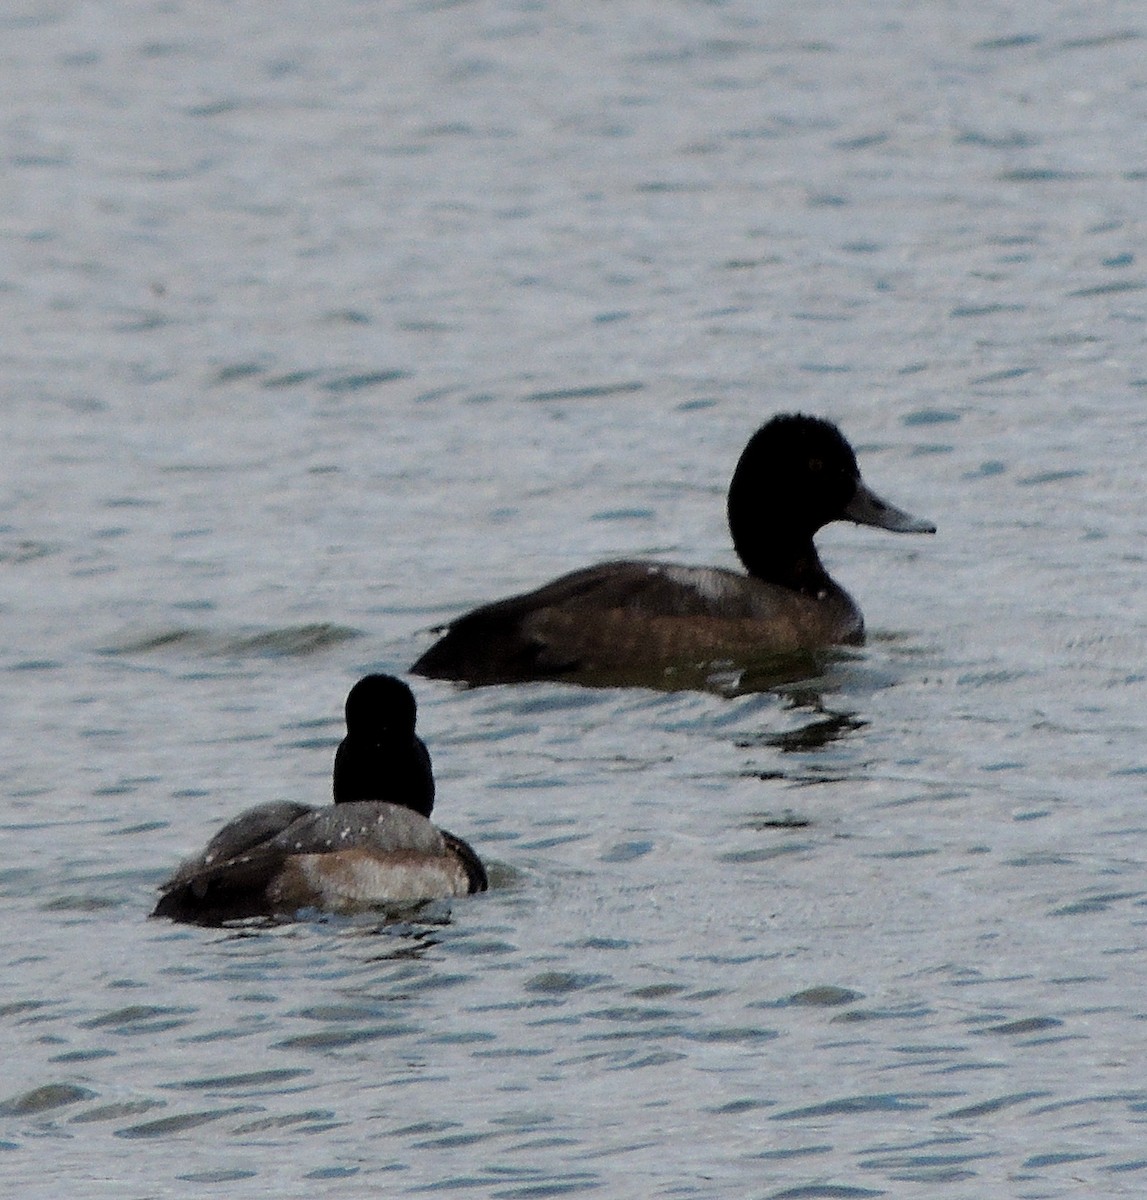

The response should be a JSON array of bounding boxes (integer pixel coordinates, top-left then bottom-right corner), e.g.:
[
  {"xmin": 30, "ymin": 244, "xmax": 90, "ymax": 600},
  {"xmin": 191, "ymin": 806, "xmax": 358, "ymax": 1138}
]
[
  {"xmin": 153, "ymin": 674, "xmax": 486, "ymax": 924},
  {"xmin": 412, "ymin": 413, "xmax": 935, "ymax": 686}
]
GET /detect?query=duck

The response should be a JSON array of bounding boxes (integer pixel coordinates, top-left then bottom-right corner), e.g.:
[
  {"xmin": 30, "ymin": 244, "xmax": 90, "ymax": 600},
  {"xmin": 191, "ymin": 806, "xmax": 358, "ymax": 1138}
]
[
  {"xmin": 152, "ymin": 674, "xmax": 486, "ymax": 924},
  {"xmin": 411, "ymin": 413, "xmax": 935, "ymax": 686}
]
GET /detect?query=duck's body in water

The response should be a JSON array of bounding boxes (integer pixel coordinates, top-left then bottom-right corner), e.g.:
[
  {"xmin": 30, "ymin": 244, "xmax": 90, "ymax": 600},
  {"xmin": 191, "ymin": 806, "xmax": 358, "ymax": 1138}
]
[{"xmin": 152, "ymin": 675, "xmax": 486, "ymax": 925}]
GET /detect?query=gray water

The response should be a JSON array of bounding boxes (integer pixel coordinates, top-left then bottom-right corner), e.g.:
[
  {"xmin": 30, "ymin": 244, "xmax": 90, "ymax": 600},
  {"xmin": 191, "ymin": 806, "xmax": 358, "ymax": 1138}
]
[{"xmin": 2, "ymin": 1, "xmax": 1146, "ymax": 1195}]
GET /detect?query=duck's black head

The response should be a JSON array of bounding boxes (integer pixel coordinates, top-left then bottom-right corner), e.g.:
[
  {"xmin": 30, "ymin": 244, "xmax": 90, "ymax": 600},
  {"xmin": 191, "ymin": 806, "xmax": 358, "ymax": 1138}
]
[
  {"xmin": 333, "ymin": 674, "xmax": 435, "ymax": 815},
  {"xmin": 344, "ymin": 673, "xmax": 419, "ymax": 738},
  {"xmin": 727, "ymin": 414, "xmax": 935, "ymax": 590}
]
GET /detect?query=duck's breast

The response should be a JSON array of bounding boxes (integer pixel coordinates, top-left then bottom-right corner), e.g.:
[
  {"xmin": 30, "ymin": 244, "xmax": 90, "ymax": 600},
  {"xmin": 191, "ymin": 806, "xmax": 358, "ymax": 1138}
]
[
  {"xmin": 267, "ymin": 802, "xmax": 478, "ymax": 908},
  {"xmin": 269, "ymin": 845, "xmax": 475, "ymax": 909}
]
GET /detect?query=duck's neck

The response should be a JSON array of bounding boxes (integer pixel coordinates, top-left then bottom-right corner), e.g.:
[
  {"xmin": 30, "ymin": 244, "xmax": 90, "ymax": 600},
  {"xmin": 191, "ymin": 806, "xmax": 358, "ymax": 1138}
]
[
  {"xmin": 731, "ymin": 521, "xmax": 835, "ymax": 597},
  {"xmin": 332, "ymin": 734, "xmax": 435, "ymax": 816}
]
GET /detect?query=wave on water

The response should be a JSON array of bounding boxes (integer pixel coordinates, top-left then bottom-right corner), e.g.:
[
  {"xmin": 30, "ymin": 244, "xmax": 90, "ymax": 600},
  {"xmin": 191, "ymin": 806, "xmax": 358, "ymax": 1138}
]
[{"xmin": 97, "ymin": 623, "xmax": 364, "ymax": 659}]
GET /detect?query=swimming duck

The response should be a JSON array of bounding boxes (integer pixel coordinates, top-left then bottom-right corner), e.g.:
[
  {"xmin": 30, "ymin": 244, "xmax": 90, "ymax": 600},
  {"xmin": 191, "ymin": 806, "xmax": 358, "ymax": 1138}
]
[
  {"xmin": 152, "ymin": 674, "xmax": 486, "ymax": 924},
  {"xmin": 411, "ymin": 414, "xmax": 935, "ymax": 686}
]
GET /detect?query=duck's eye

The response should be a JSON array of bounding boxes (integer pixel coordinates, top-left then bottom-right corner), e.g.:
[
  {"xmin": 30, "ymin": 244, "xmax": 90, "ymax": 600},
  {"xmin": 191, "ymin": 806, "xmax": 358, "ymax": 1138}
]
[{"xmin": 808, "ymin": 457, "xmax": 823, "ymax": 472}]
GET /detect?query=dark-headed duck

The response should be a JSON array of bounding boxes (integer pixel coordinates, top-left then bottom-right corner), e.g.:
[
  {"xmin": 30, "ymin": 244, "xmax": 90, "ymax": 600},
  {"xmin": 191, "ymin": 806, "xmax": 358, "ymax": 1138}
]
[
  {"xmin": 412, "ymin": 414, "xmax": 934, "ymax": 686},
  {"xmin": 152, "ymin": 674, "xmax": 486, "ymax": 924}
]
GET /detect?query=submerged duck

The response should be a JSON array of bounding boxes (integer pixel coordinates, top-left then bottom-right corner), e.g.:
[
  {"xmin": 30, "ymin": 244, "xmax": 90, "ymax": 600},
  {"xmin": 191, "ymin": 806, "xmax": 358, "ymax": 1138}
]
[
  {"xmin": 412, "ymin": 414, "xmax": 935, "ymax": 686},
  {"xmin": 152, "ymin": 674, "xmax": 486, "ymax": 924}
]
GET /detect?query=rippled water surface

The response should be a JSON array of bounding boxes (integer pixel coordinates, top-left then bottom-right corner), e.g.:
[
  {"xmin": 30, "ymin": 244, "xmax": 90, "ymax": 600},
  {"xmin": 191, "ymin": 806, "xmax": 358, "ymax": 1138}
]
[{"xmin": 3, "ymin": 1, "xmax": 1146, "ymax": 1196}]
